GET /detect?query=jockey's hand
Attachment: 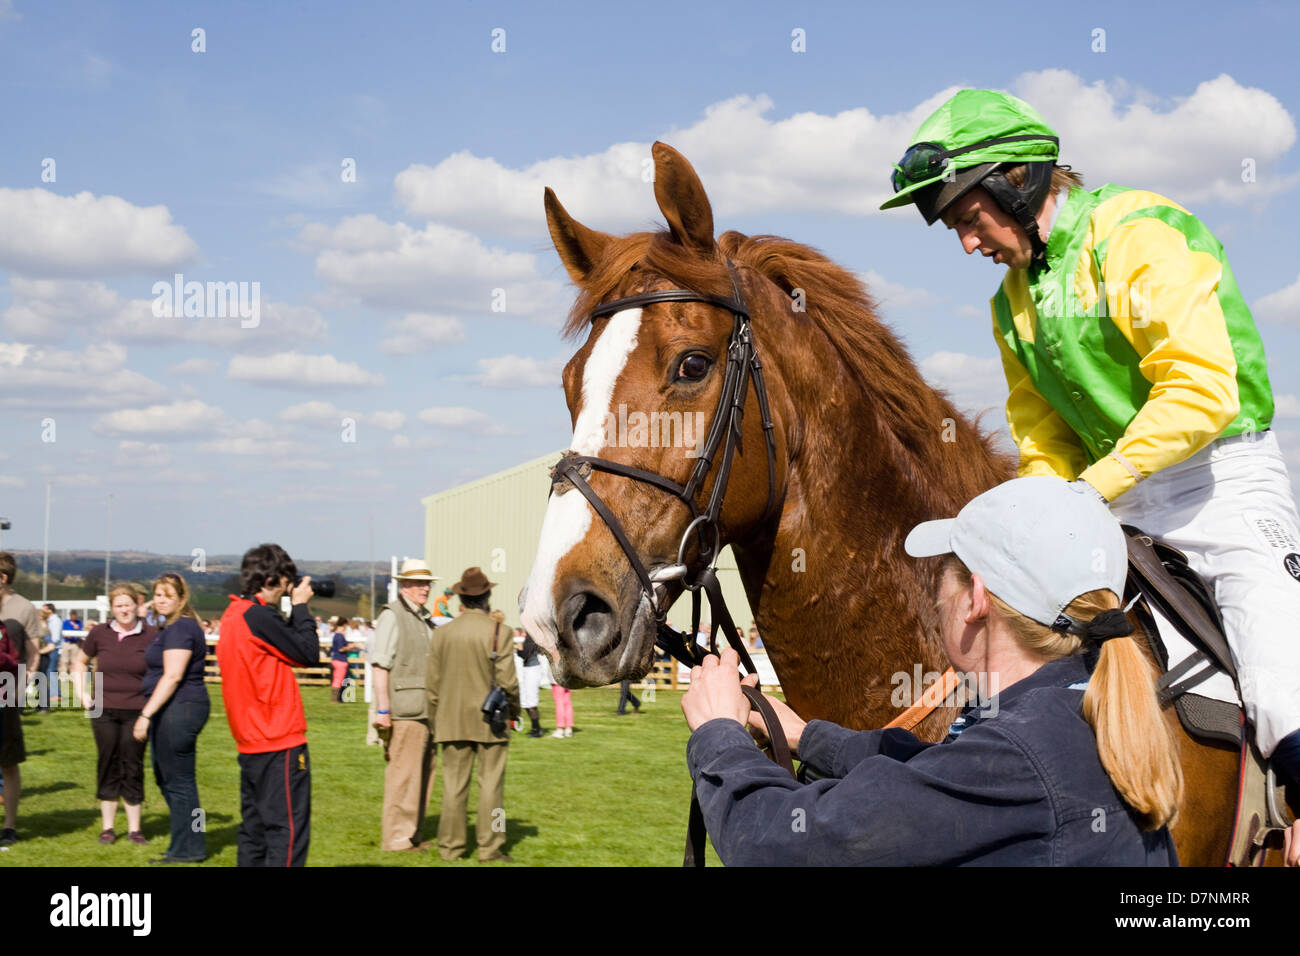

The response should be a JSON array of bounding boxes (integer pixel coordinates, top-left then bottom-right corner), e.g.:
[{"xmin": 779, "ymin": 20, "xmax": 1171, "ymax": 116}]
[
  {"xmin": 1286, "ymin": 820, "xmax": 1299, "ymax": 867},
  {"xmin": 740, "ymin": 675, "xmax": 807, "ymax": 757},
  {"xmin": 682, "ymin": 648, "xmax": 750, "ymax": 732}
]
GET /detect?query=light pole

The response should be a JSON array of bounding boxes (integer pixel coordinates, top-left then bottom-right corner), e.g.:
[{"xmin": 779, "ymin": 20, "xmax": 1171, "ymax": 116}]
[
  {"xmin": 105, "ymin": 493, "xmax": 113, "ymax": 593},
  {"xmin": 0, "ymin": 518, "xmax": 9, "ymax": 550},
  {"xmin": 42, "ymin": 480, "xmax": 52, "ymax": 601},
  {"xmin": 368, "ymin": 513, "xmax": 375, "ymax": 621}
]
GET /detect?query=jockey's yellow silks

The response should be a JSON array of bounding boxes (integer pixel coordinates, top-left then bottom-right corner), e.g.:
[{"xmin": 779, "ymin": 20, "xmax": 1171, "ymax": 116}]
[{"xmin": 991, "ymin": 185, "xmax": 1274, "ymax": 501}]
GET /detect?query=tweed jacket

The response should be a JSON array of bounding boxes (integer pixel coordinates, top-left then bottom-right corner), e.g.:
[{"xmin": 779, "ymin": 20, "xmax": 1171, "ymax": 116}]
[{"xmin": 426, "ymin": 608, "xmax": 519, "ymax": 743}]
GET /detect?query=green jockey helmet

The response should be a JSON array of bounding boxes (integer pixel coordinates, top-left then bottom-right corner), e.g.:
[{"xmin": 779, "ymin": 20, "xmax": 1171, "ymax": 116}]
[{"xmin": 882, "ymin": 89, "xmax": 1061, "ymax": 266}]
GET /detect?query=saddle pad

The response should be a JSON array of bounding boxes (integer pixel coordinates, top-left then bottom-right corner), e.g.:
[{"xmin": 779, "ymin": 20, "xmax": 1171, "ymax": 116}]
[{"xmin": 1145, "ymin": 601, "xmax": 1242, "ymax": 746}]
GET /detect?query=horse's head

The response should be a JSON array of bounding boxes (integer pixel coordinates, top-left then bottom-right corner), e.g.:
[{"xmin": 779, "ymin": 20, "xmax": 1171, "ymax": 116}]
[{"xmin": 521, "ymin": 142, "xmax": 792, "ymax": 686}]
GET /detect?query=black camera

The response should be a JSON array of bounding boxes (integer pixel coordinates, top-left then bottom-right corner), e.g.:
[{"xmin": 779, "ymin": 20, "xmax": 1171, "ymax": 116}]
[{"xmin": 296, "ymin": 575, "xmax": 335, "ymax": 598}]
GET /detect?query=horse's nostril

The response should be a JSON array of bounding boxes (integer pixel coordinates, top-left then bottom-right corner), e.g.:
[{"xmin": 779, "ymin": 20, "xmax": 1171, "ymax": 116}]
[{"xmin": 562, "ymin": 591, "xmax": 620, "ymax": 657}]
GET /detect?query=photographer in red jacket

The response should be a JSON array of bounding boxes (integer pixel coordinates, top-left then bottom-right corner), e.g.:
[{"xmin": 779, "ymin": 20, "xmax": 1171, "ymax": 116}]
[{"xmin": 216, "ymin": 543, "xmax": 319, "ymax": 866}]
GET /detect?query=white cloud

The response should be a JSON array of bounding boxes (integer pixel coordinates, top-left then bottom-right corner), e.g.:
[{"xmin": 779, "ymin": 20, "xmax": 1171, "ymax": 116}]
[
  {"xmin": 94, "ymin": 399, "xmax": 227, "ymax": 438},
  {"xmin": 919, "ymin": 351, "xmax": 1007, "ymax": 415},
  {"xmin": 390, "ymin": 434, "xmax": 442, "ymax": 450},
  {"xmin": 195, "ymin": 436, "xmax": 313, "ymax": 457},
  {"xmin": 0, "ymin": 189, "xmax": 198, "ymax": 278},
  {"xmin": 390, "ymin": 71, "xmax": 1295, "ymax": 243},
  {"xmin": 379, "ymin": 313, "xmax": 467, "ymax": 354},
  {"xmin": 0, "ymin": 475, "xmax": 24, "ymax": 488},
  {"xmin": 258, "ymin": 160, "xmax": 375, "ymax": 207},
  {"xmin": 117, "ymin": 441, "xmax": 172, "ymax": 469},
  {"xmin": 860, "ymin": 270, "xmax": 941, "ymax": 310},
  {"xmin": 1254, "ymin": 273, "xmax": 1300, "ymax": 324},
  {"xmin": 2, "ymin": 278, "xmax": 137, "ymax": 341},
  {"xmin": 168, "ymin": 358, "xmax": 218, "ymax": 376},
  {"xmin": 1, "ymin": 277, "xmax": 327, "ymax": 348},
  {"xmin": 417, "ymin": 406, "xmax": 508, "ymax": 435},
  {"xmin": 0, "ymin": 341, "xmax": 169, "ymax": 409},
  {"xmin": 1273, "ymin": 394, "xmax": 1300, "ymax": 418},
  {"xmin": 391, "ymin": 95, "xmax": 938, "ymax": 236},
  {"xmin": 299, "ymin": 216, "xmax": 568, "ymax": 320},
  {"xmin": 279, "ymin": 400, "xmax": 405, "ymax": 431},
  {"xmin": 47, "ymin": 473, "xmax": 102, "ymax": 487},
  {"xmin": 0, "ymin": 1, "xmax": 20, "ymax": 22},
  {"xmin": 470, "ymin": 354, "xmax": 565, "ymax": 388},
  {"xmin": 227, "ymin": 351, "xmax": 384, "ymax": 389},
  {"xmin": 1010, "ymin": 71, "xmax": 1298, "ymax": 204}
]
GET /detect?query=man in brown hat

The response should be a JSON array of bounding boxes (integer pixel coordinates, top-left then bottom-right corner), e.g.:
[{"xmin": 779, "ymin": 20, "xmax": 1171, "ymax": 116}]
[
  {"xmin": 371, "ymin": 559, "xmax": 439, "ymax": 852},
  {"xmin": 425, "ymin": 566, "xmax": 519, "ymax": 862}
]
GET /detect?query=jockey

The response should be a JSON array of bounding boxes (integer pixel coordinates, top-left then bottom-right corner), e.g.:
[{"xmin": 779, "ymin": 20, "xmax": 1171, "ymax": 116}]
[
  {"xmin": 880, "ymin": 88, "xmax": 1300, "ymax": 814},
  {"xmin": 433, "ymin": 588, "xmax": 453, "ymax": 620}
]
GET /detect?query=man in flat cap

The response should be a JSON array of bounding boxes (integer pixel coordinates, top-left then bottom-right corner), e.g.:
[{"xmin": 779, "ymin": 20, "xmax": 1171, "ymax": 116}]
[
  {"xmin": 426, "ymin": 566, "xmax": 519, "ymax": 862},
  {"xmin": 371, "ymin": 559, "xmax": 440, "ymax": 852}
]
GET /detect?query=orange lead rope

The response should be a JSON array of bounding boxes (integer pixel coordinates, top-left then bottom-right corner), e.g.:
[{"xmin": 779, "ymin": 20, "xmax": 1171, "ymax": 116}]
[{"xmin": 883, "ymin": 667, "xmax": 963, "ymax": 731}]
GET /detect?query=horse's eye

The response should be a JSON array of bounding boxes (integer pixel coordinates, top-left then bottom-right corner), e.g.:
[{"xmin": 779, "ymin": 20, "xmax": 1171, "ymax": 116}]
[{"xmin": 676, "ymin": 353, "xmax": 711, "ymax": 382}]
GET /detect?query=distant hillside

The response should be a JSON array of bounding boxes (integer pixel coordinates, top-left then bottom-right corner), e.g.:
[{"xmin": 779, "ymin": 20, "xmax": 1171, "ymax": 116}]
[
  {"xmin": 4, "ymin": 550, "xmax": 391, "ymax": 620},
  {"xmin": 8, "ymin": 550, "xmax": 385, "ymax": 584}
]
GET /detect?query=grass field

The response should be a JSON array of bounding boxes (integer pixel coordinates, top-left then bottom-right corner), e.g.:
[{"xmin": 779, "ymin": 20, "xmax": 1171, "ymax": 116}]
[{"xmin": 0, "ymin": 684, "xmax": 720, "ymax": 867}]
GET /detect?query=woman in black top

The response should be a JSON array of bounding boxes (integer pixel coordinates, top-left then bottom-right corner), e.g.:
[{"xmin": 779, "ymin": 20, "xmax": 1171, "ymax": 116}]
[{"xmin": 133, "ymin": 572, "xmax": 209, "ymax": 864}]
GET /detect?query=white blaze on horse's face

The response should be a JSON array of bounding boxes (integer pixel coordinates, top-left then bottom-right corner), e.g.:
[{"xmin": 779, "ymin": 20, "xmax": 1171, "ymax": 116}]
[{"xmin": 521, "ymin": 308, "xmax": 643, "ymax": 661}]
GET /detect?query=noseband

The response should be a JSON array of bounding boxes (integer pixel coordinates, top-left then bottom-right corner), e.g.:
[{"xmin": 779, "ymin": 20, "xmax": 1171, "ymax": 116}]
[{"xmin": 549, "ymin": 258, "xmax": 777, "ymax": 674}]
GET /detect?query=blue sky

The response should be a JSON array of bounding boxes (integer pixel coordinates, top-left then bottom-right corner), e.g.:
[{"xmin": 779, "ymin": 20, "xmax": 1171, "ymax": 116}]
[{"xmin": 1, "ymin": 0, "xmax": 1298, "ymax": 560}]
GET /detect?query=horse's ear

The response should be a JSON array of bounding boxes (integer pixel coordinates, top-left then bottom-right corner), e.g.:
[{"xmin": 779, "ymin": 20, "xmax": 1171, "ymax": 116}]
[
  {"xmin": 652, "ymin": 142, "xmax": 715, "ymax": 254},
  {"xmin": 545, "ymin": 187, "xmax": 612, "ymax": 285}
]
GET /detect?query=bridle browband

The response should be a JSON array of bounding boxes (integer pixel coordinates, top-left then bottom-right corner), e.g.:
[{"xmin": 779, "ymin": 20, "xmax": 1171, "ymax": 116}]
[{"xmin": 548, "ymin": 258, "xmax": 777, "ymax": 677}]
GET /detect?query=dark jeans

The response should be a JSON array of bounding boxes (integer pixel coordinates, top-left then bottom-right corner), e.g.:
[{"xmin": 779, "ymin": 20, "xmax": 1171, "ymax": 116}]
[
  {"xmin": 92, "ymin": 708, "xmax": 146, "ymax": 804},
  {"xmin": 150, "ymin": 695, "xmax": 209, "ymax": 861},
  {"xmin": 617, "ymin": 680, "xmax": 640, "ymax": 714},
  {"xmin": 39, "ymin": 650, "xmax": 59, "ymax": 704}
]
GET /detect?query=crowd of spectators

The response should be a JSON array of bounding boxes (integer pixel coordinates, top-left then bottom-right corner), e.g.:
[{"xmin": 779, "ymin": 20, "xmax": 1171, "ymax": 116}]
[{"xmin": 0, "ymin": 547, "xmax": 769, "ymax": 863}]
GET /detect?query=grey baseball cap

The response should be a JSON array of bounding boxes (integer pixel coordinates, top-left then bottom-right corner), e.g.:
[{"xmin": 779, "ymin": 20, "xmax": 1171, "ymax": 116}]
[{"xmin": 904, "ymin": 477, "xmax": 1127, "ymax": 629}]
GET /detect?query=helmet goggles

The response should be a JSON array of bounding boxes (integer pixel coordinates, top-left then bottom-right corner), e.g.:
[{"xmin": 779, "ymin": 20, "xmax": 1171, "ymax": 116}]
[{"xmin": 890, "ymin": 134, "xmax": 1061, "ymax": 194}]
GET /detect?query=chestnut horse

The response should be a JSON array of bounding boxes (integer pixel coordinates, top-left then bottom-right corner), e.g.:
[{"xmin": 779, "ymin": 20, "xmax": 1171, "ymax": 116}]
[{"xmin": 521, "ymin": 141, "xmax": 1242, "ymax": 866}]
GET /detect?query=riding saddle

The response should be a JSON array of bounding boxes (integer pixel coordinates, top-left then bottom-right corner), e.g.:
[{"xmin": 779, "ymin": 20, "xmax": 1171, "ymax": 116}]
[{"xmin": 1123, "ymin": 525, "xmax": 1295, "ymax": 865}]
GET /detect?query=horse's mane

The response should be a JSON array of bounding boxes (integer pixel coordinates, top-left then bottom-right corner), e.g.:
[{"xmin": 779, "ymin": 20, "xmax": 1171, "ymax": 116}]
[{"xmin": 562, "ymin": 229, "xmax": 1013, "ymax": 510}]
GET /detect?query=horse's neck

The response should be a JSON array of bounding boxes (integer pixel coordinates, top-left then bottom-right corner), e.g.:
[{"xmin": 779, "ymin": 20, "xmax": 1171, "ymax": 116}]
[{"xmin": 734, "ymin": 325, "xmax": 1005, "ymax": 733}]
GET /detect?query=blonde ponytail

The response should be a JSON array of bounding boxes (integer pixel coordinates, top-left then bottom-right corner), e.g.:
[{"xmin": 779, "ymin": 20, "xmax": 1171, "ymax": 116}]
[{"xmin": 1083, "ymin": 629, "xmax": 1183, "ymax": 830}]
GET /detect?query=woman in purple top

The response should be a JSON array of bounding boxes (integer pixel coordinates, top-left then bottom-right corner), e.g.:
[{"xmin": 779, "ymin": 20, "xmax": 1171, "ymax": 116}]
[
  {"xmin": 74, "ymin": 585, "xmax": 158, "ymax": 845},
  {"xmin": 133, "ymin": 572, "xmax": 209, "ymax": 864}
]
